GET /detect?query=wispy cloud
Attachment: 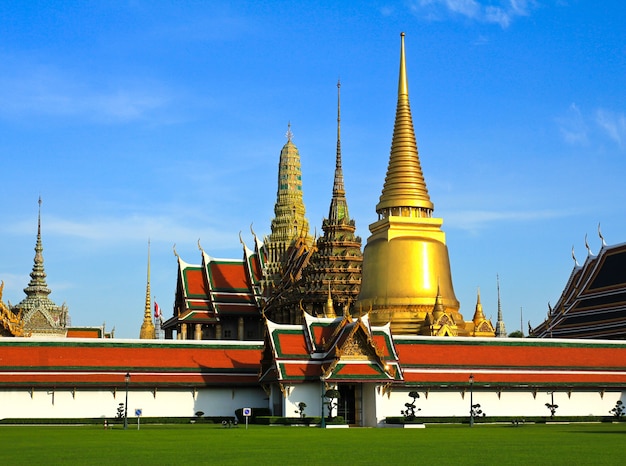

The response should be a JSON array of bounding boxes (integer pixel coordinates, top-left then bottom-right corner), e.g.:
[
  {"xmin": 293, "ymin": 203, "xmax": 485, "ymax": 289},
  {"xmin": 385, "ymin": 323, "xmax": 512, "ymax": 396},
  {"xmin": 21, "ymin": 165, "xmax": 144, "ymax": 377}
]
[
  {"xmin": 556, "ymin": 103, "xmax": 588, "ymax": 145},
  {"xmin": 596, "ymin": 109, "xmax": 626, "ymax": 149},
  {"xmin": 0, "ymin": 61, "xmax": 172, "ymax": 123},
  {"xmin": 5, "ymin": 212, "xmax": 237, "ymax": 252},
  {"xmin": 556, "ymin": 104, "xmax": 626, "ymax": 150},
  {"xmin": 409, "ymin": 0, "xmax": 533, "ymax": 28},
  {"xmin": 445, "ymin": 208, "xmax": 573, "ymax": 232}
]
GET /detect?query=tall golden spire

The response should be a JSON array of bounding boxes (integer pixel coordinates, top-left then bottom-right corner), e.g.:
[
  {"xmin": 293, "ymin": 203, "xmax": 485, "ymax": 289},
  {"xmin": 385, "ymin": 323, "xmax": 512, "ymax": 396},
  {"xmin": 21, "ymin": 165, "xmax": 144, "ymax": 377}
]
[
  {"xmin": 140, "ymin": 239, "xmax": 156, "ymax": 339},
  {"xmin": 329, "ymin": 80, "xmax": 349, "ymax": 223},
  {"xmin": 356, "ymin": 33, "xmax": 461, "ymax": 335},
  {"xmin": 376, "ymin": 32, "xmax": 433, "ymax": 216}
]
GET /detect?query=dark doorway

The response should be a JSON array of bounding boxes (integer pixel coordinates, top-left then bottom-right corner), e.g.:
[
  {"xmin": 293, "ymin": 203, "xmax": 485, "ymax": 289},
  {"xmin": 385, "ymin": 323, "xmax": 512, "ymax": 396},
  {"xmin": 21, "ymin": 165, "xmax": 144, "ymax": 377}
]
[{"xmin": 338, "ymin": 384, "xmax": 356, "ymax": 424}]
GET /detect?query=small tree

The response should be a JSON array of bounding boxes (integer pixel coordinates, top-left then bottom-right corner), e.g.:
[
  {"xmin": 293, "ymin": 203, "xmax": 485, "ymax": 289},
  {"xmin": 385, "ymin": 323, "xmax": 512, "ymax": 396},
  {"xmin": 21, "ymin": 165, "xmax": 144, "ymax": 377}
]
[
  {"xmin": 545, "ymin": 402, "xmax": 559, "ymax": 418},
  {"xmin": 295, "ymin": 402, "xmax": 307, "ymax": 418},
  {"xmin": 400, "ymin": 391, "xmax": 421, "ymax": 421},
  {"xmin": 610, "ymin": 400, "xmax": 624, "ymax": 419},
  {"xmin": 471, "ymin": 403, "xmax": 485, "ymax": 418},
  {"xmin": 116, "ymin": 402, "xmax": 125, "ymax": 419},
  {"xmin": 324, "ymin": 389, "xmax": 340, "ymax": 420},
  {"xmin": 195, "ymin": 411, "xmax": 205, "ymax": 418}
]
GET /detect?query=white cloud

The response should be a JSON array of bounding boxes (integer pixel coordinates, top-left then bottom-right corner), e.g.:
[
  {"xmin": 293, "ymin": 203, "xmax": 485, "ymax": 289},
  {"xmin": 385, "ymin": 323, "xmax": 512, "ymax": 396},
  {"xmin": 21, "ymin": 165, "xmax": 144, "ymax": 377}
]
[
  {"xmin": 596, "ymin": 109, "xmax": 626, "ymax": 149},
  {"xmin": 5, "ymin": 212, "xmax": 237, "ymax": 252},
  {"xmin": 556, "ymin": 104, "xmax": 626, "ymax": 150},
  {"xmin": 556, "ymin": 103, "xmax": 588, "ymax": 145},
  {"xmin": 0, "ymin": 62, "xmax": 172, "ymax": 123},
  {"xmin": 445, "ymin": 208, "xmax": 572, "ymax": 232},
  {"xmin": 410, "ymin": 0, "xmax": 533, "ymax": 28}
]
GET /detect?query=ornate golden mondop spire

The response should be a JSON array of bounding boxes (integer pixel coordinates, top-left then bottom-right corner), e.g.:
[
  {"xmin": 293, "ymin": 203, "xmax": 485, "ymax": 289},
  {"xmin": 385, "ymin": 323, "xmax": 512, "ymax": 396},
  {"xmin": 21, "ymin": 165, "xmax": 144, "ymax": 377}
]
[
  {"xmin": 356, "ymin": 33, "xmax": 462, "ymax": 335},
  {"xmin": 268, "ymin": 123, "xmax": 312, "ymax": 244},
  {"xmin": 139, "ymin": 239, "xmax": 156, "ymax": 339},
  {"xmin": 263, "ymin": 124, "xmax": 314, "ymax": 294}
]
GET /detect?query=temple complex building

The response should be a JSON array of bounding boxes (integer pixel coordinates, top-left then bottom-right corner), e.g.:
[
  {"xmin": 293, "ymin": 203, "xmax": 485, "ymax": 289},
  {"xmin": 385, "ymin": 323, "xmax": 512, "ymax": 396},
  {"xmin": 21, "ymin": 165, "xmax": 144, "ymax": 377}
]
[
  {"xmin": 4, "ymin": 34, "xmax": 626, "ymax": 426},
  {"xmin": 354, "ymin": 33, "xmax": 493, "ymax": 337},
  {"xmin": 10, "ymin": 198, "xmax": 69, "ymax": 337},
  {"xmin": 161, "ymin": 238, "xmax": 265, "ymax": 340},
  {"xmin": 531, "ymin": 230, "xmax": 626, "ymax": 339},
  {"xmin": 264, "ymin": 82, "xmax": 363, "ymax": 324},
  {"xmin": 0, "ymin": 282, "xmax": 25, "ymax": 337}
]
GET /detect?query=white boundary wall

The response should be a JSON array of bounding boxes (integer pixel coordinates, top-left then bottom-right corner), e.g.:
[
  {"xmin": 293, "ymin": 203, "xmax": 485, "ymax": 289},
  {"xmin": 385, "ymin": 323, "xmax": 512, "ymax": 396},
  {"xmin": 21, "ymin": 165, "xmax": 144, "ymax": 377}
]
[
  {"xmin": 0, "ymin": 387, "xmax": 267, "ymax": 420},
  {"xmin": 2, "ymin": 383, "xmax": 624, "ymax": 424},
  {"xmin": 279, "ymin": 383, "xmax": 626, "ymax": 427}
]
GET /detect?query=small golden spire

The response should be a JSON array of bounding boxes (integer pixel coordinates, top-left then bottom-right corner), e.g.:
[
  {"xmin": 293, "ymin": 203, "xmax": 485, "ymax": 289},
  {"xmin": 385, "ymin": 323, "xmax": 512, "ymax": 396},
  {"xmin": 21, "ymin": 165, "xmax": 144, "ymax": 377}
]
[
  {"xmin": 325, "ymin": 282, "xmax": 336, "ymax": 318},
  {"xmin": 140, "ymin": 239, "xmax": 156, "ymax": 339},
  {"xmin": 473, "ymin": 287, "xmax": 486, "ymax": 323}
]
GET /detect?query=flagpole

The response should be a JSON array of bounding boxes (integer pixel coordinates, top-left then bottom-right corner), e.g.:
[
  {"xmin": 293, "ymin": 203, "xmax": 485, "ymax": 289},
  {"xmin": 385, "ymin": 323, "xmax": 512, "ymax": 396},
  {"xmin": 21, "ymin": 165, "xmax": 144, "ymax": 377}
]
[{"xmin": 154, "ymin": 297, "xmax": 162, "ymax": 339}]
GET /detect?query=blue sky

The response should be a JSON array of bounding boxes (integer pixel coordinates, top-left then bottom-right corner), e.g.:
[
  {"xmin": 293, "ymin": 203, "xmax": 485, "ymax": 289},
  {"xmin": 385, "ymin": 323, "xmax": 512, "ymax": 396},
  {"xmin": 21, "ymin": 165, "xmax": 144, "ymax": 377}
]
[{"xmin": 1, "ymin": 1, "xmax": 625, "ymax": 338}]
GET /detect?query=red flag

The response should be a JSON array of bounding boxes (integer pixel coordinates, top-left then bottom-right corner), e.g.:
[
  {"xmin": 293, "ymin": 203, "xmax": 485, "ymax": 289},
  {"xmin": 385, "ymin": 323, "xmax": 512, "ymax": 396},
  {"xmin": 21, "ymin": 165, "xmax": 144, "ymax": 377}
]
[{"xmin": 154, "ymin": 301, "xmax": 161, "ymax": 319}]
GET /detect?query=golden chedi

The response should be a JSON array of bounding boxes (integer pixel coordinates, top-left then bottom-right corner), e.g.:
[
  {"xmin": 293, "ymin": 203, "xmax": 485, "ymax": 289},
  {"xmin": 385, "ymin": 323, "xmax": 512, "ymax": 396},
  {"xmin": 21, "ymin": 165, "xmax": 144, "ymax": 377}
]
[{"xmin": 356, "ymin": 33, "xmax": 463, "ymax": 335}]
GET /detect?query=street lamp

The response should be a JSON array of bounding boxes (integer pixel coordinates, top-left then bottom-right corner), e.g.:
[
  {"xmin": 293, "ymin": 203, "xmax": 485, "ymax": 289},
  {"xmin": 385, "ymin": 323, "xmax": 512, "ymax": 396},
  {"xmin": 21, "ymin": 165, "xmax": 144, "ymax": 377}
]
[
  {"xmin": 469, "ymin": 374, "xmax": 474, "ymax": 427},
  {"xmin": 124, "ymin": 372, "xmax": 130, "ymax": 430}
]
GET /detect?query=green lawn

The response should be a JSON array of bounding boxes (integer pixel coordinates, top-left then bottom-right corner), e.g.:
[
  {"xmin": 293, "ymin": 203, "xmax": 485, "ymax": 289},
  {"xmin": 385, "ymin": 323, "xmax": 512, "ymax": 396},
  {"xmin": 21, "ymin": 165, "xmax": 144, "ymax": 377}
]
[{"xmin": 0, "ymin": 423, "xmax": 624, "ymax": 465}]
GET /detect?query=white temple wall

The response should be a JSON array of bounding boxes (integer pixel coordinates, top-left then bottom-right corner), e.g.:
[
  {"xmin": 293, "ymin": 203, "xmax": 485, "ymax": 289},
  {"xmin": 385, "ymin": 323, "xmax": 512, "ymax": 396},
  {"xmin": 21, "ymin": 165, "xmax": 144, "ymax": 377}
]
[
  {"xmin": 362, "ymin": 383, "xmax": 379, "ymax": 427},
  {"xmin": 1, "ymin": 385, "xmax": 624, "ymax": 422},
  {"xmin": 0, "ymin": 387, "xmax": 267, "ymax": 420},
  {"xmin": 375, "ymin": 388, "xmax": 626, "ymax": 425},
  {"xmin": 283, "ymin": 384, "xmax": 324, "ymax": 418}
]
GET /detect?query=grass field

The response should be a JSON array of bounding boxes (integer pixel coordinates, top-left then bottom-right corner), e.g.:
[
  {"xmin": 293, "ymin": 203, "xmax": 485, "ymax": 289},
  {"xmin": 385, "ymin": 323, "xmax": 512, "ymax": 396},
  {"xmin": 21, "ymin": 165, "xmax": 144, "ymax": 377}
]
[{"xmin": 0, "ymin": 423, "xmax": 624, "ymax": 465}]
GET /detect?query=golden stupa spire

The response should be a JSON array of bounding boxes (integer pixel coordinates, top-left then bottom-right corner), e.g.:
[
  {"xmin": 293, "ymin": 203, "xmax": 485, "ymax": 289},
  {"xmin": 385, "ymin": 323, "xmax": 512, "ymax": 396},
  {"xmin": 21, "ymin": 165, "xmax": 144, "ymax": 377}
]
[
  {"xmin": 355, "ymin": 33, "xmax": 460, "ymax": 335},
  {"xmin": 139, "ymin": 239, "xmax": 156, "ymax": 339},
  {"xmin": 376, "ymin": 32, "xmax": 433, "ymax": 215}
]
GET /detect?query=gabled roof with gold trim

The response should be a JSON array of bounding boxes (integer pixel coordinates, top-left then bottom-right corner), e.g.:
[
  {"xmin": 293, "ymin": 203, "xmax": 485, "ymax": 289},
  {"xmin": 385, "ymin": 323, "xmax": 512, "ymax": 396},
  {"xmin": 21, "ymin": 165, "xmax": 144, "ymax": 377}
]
[
  {"xmin": 163, "ymin": 241, "xmax": 265, "ymax": 329},
  {"xmin": 259, "ymin": 311, "xmax": 401, "ymax": 384}
]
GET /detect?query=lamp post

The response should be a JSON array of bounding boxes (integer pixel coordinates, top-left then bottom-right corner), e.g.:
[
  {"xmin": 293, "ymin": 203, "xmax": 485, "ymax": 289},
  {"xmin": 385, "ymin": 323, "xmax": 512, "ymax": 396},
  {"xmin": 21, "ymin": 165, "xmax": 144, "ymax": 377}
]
[
  {"xmin": 469, "ymin": 373, "xmax": 474, "ymax": 427},
  {"xmin": 124, "ymin": 372, "xmax": 130, "ymax": 430},
  {"xmin": 321, "ymin": 389, "xmax": 326, "ymax": 429}
]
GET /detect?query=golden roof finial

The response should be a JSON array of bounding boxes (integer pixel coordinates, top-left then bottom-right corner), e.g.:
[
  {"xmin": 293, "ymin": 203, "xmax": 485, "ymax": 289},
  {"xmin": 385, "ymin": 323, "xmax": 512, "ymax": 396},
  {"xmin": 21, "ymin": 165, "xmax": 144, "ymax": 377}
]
[
  {"xmin": 286, "ymin": 121, "xmax": 293, "ymax": 142},
  {"xmin": 473, "ymin": 287, "xmax": 485, "ymax": 323},
  {"xmin": 325, "ymin": 282, "xmax": 336, "ymax": 318},
  {"xmin": 376, "ymin": 32, "xmax": 434, "ymax": 214}
]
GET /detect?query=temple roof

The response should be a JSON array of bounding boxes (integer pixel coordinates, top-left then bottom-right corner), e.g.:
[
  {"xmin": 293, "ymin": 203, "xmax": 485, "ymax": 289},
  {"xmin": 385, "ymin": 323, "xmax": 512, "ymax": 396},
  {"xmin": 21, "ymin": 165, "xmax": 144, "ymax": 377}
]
[
  {"xmin": 0, "ymin": 339, "xmax": 263, "ymax": 388},
  {"xmin": 259, "ymin": 311, "xmax": 400, "ymax": 384},
  {"xmin": 163, "ymin": 241, "xmax": 264, "ymax": 329},
  {"xmin": 532, "ymin": 238, "xmax": 626, "ymax": 339}
]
